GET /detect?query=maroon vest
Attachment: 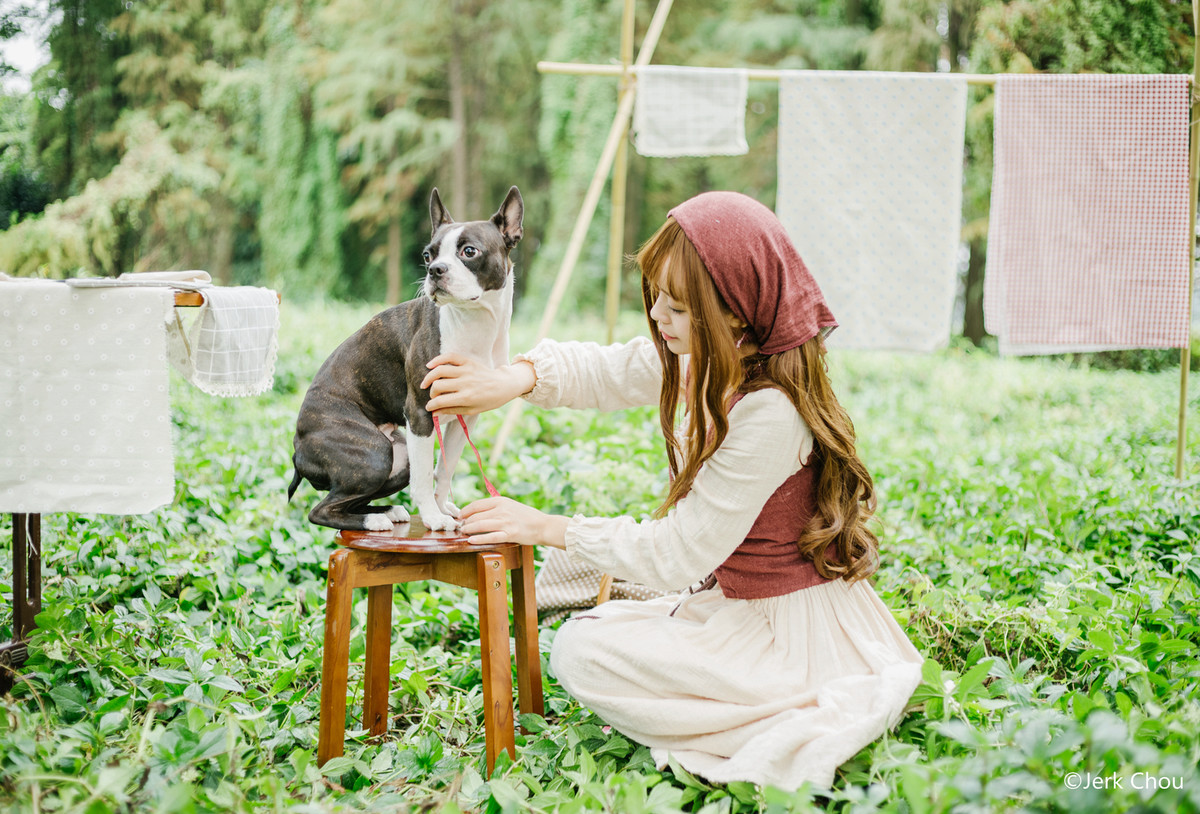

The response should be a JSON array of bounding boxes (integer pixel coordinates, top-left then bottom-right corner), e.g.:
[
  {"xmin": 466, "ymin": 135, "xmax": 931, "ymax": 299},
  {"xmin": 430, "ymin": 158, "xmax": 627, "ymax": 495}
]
[{"xmin": 711, "ymin": 393, "xmax": 837, "ymax": 599}]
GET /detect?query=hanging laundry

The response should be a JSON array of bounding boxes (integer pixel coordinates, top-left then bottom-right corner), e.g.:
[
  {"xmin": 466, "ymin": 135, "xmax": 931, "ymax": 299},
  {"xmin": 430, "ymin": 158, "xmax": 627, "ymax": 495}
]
[
  {"xmin": 167, "ymin": 286, "xmax": 280, "ymax": 397},
  {"xmin": 0, "ymin": 279, "xmax": 176, "ymax": 514},
  {"xmin": 777, "ymin": 71, "xmax": 968, "ymax": 352},
  {"xmin": 984, "ymin": 74, "xmax": 1192, "ymax": 355},
  {"xmin": 633, "ymin": 66, "xmax": 749, "ymax": 157}
]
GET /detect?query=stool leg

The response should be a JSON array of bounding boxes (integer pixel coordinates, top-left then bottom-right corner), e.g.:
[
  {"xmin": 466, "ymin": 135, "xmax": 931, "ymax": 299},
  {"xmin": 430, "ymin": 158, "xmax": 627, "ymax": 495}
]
[
  {"xmin": 477, "ymin": 552, "xmax": 514, "ymax": 773},
  {"xmin": 363, "ymin": 584, "xmax": 393, "ymax": 737},
  {"xmin": 319, "ymin": 549, "xmax": 355, "ymax": 766},
  {"xmin": 512, "ymin": 545, "xmax": 544, "ymax": 722}
]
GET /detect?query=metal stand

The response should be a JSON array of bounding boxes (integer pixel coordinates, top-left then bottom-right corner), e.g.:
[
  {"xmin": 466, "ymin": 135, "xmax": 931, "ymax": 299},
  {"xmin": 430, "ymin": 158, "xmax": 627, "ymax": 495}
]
[{"xmin": 1, "ymin": 513, "xmax": 42, "ymax": 694}]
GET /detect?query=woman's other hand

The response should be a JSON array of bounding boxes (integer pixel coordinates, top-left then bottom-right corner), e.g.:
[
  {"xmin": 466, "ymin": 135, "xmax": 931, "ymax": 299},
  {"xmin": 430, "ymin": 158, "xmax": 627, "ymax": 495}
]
[
  {"xmin": 459, "ymin": 497, "xmax": 568, "ymax": 549},
  {"xmin": 421, "ymin": 354, "xmax": 536, "ymax": 416}
]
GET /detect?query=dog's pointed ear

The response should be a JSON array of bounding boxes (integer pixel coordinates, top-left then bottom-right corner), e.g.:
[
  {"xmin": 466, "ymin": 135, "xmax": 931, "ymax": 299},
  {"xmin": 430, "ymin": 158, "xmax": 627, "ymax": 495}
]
[
  {"xmin": 491, "ymin": 186, "xmax": 523, "ymax": 249},
  {"xmin": 430, "ymin": 188, "xmax": 454, "ymax": 235}
]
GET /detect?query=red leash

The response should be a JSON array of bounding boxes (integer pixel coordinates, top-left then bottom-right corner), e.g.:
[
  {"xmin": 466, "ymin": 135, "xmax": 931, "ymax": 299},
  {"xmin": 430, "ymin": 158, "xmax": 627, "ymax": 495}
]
[{"xmin": 431, "ymin": 414, "xmax": 500, "ymax": 498}]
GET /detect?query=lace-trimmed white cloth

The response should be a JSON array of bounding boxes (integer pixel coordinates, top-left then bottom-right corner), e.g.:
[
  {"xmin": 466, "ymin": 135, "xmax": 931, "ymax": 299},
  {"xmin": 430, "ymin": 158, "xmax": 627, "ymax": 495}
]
[
  {"xmin": 167, "ymin": 286, "xmax": 280, "ymax": 397},
  {"xmin": 984, "ymin": 74, "xmax": 1193, "ymax": 355},
  {"xmin": 633, "ymin": 66, "xmax": 750, "ymax": 157}
]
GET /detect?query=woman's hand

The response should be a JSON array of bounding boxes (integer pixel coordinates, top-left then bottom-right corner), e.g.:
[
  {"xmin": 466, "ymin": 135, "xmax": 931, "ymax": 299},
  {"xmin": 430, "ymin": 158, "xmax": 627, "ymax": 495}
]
[
  {"xmin": 459, "ymin": 497, "xmax": 568, "ymax": 549},
  {"xmin": 421, "ymin": 353, "xmax": 536, "ymax": 416}
]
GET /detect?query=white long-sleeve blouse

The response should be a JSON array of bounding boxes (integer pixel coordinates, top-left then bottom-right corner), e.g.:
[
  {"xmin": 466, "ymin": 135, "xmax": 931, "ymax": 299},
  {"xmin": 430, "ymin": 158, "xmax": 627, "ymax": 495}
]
[{"xmin": 514, "ymin": 337, "xmax": 815, "ymax": 592}]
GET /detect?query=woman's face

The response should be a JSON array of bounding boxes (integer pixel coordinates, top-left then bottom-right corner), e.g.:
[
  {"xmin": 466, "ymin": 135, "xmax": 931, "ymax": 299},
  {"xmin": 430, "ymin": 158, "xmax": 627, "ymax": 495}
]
[{"xmin": 649, "ymin": 260, "xmax": 692, "ymax": 355}]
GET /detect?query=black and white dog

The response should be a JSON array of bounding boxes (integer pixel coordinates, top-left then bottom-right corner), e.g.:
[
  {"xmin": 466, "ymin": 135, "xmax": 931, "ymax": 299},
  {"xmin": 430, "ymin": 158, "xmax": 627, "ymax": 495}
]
[{"xmin": 288, "ymin": 186, "xmax": 522, "ymax": 531}]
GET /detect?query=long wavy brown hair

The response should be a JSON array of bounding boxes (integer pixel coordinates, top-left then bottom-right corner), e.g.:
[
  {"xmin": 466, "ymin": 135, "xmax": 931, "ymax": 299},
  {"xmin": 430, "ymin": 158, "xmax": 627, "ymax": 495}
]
[{"xmin": 638, "ymin": 217, "xmax": 879, "ymax": 582}]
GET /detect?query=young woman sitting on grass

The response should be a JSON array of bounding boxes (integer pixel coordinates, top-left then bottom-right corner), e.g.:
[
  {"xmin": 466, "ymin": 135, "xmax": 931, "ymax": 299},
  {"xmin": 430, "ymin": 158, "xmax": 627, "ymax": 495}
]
[{"xmin": 421, "ymin": 191, "xmax": 923, "ymax": 791}]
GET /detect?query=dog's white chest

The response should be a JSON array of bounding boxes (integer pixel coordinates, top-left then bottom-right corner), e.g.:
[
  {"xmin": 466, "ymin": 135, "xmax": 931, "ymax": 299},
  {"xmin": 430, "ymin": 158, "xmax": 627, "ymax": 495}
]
[{"xmin": 437, "ymin": 273, "xmax": 512, "ymax": 366}]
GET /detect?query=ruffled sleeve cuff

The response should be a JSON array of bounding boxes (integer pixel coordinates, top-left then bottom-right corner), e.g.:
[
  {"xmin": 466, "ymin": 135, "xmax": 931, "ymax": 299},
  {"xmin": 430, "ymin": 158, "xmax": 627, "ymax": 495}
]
[
  {"xmin": 564, "ymin": 513, "xmax": 639, "ymax": 579},
  {"xmin": 512, "ymin": 340, "xmax": 561, "ymax": 408}
]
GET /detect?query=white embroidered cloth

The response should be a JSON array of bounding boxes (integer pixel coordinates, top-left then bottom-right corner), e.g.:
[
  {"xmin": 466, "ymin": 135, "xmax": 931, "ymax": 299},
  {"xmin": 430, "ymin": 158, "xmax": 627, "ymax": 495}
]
[
  {"xmin": 167, "ymin": 286, "xmax": 279, "ymax": 397},
  {"xmin": 984, "ymin": 74, "xmax": 1193, "ymax": 355},
  {"xmin": 777, "ymin": 71, "xmax": 968, "ymax": 352},
  {"xmin": 633, "ymin": 66, "xmax": 749, "ymax": 157},
  {"xmin": 0, "ymin": 279, "xmax": 175, "ymax": 514}
]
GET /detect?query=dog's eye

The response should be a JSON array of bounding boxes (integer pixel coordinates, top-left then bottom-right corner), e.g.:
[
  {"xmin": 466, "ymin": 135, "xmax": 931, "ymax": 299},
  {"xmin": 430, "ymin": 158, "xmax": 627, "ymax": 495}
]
[
  {"xmin": 421, "ymin": 250, "xmax": 432, "ymax": 263},
  {"xmin": 461, "ymin": 246, "xmax": 477, "ymax": 259}
]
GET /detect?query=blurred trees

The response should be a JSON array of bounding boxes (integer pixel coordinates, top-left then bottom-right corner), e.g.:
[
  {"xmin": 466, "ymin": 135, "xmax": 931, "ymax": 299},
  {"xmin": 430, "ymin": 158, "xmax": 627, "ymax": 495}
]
[
  {"xmin": 312, "ymin": 0, "xmax": 453, "ymax": 305},
  {"xmin": 0, "ymin": 93, "xmax": 49, "ymax": 229},
  {"xmin": 0, "ymin": 0, "xmax": 1194, "ymax": 336},
  {"xmin": 31, "ymin": 0, "xmax": 130, "ymax": 196}
]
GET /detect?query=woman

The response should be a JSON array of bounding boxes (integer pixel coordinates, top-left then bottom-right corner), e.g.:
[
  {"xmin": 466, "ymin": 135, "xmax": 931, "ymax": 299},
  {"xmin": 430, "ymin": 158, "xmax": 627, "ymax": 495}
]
[{"xmin": 421, "ymin": 191, "xmax": 923, "ymax": 790}]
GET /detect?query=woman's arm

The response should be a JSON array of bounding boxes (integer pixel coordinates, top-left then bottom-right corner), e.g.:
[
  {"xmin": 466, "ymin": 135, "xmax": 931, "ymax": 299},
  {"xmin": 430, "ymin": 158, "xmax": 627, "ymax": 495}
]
[
  {"xmin": 459, "ymin": 498, "xmax": 568, "ymax": 549},
  {"xmin": 460, "ymin": 389, "xmax": 813, "ymax": 592},
  {"xmin": 422, "ymin": 356, "xmax": 536, "ymax": 416},
  {"xmin": 423, "ymin": 336, "xmax": 662, "ymax": 416},
  {"xmin": 514, "ymin": 336, "xmax": 662, "ymax": 411}
]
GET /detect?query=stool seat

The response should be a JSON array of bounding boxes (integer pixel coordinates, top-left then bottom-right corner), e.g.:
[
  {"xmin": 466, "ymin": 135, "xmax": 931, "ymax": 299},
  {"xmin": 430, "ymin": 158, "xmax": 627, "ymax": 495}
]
[{"xmin": 317, "ymin": 518, "xmax": 543, "ymax": 772}]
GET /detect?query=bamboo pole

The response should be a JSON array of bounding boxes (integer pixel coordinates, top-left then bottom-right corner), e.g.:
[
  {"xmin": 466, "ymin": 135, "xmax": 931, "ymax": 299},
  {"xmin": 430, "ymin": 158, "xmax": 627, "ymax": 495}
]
[
  {"xmin": 1177, "ymin": 5, "xmax": 1200, "ymax": 479},
  {"xmin": 538, "ymin": 61, "xmax": 1195, "ymax": 88},
  {"xmin": 494, "ymin": 0, "xmax": 675, "ymax": 458},
  {"xmin": 605, "ymin": 0, "xmax": 636, "ymax": 344},
  {"xmin": 538, "ymin": 62, "xmax": 1008, "ymax": 85}
]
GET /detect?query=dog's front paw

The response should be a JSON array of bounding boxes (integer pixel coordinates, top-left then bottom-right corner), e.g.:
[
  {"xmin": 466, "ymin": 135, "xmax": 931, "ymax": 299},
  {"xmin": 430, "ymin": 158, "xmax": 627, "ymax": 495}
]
[
  {"xmin": 441, "ymin": 500, "xmax": 461, "ymax": 519},
  {"xmin": 421, "ymin": 511, "xmax": 460, "ymax": 532},
  {"xmin": 385, "ymin": 505, "xmax": 411, "ymax": 523},
  {"xmin": 363, "ymin": 513, "xmax": 394, "ymax": 532}
]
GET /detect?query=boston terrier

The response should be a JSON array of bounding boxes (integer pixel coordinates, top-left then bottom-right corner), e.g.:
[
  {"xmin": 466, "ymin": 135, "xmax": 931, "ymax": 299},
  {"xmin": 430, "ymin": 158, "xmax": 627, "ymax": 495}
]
[{"xmin": 288, "ymin": 186, "xmax": 522, "ymax": 531}]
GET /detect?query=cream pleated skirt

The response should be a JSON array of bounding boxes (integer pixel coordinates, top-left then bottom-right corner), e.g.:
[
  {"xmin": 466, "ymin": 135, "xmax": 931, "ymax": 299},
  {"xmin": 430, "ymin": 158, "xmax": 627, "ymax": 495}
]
[{"xmin": 549, "ymin": 577, "xmax": 924, "ymax": 791}]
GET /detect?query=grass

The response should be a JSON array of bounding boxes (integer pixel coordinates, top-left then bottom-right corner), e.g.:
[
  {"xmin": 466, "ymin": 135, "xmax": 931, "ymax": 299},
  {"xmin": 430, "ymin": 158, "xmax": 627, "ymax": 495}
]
[{"xmin": 1, "ymin": 300, "xmax": 1198, "ymax": 813}]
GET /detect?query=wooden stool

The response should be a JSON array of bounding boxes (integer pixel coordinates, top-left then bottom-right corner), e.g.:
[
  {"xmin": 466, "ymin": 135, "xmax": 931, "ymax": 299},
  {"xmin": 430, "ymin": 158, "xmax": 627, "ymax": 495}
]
[{"xmin": 317, "ymin": 520, "xmax": 543, "ymax": 772}]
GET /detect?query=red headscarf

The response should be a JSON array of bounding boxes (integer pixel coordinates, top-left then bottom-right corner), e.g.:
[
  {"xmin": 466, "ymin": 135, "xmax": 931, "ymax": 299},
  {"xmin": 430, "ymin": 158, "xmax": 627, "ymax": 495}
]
[{"xmin": 668, "ymin": 191, "xmax": 836, "ymax": 355}]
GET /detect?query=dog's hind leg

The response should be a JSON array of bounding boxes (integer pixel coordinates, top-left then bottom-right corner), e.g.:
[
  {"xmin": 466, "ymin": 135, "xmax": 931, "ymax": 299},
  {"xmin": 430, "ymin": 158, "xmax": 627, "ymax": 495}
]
[
  {"xmin": 308, "ymin": 492, "xmax": 394, "ymax": 531},
  {"xmin": 372, "ymin": 471, "xmax": 411, "ymax": 523},
  {"xmin": 299, "ymin": 419, "xmax": 401, "ymax": 531},
  {"xmin": 371, "ymin": 426, "xmax": 411, "ymax": 523}
]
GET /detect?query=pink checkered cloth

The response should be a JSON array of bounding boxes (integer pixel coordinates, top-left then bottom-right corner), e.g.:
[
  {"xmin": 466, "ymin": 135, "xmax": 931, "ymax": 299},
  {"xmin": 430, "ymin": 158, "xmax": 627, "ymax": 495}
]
[{"xmin": 984, "ymin": 74, "xmax": 1193, "ymax": 355}]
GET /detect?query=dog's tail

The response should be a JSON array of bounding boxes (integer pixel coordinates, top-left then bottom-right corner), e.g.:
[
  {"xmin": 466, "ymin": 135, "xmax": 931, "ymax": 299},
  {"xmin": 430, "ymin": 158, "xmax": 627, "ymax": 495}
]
[{"xmin": 287, "ymin": 469, "xmax": 303, "ymax": 502}]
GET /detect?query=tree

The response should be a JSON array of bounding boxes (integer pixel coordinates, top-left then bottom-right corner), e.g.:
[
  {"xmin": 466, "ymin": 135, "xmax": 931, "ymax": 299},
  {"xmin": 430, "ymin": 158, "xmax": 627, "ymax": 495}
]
[
  {"xmin": 311, "ymin": 0, "xmax": 456, "ymax": 306},
  {"xmin": 525, "ymin": 0, "xmax": 622, "ymax": 310},
  {"xmin": 111, "ymin": 0, "xmax": 275, "ymax": 284},
  {"xmin": 257, "ymin": 3, "xmax": 345, "ymax": 297},
  {"xmin": 31, "ymin": 0, "xmax": 130, "ymax": 199},
  {"xmin": 0, "ymin": 114, "xmax": 219, "ymax": 277},
  {"xmin": 0, "ymin": 92, "xmax": 50, "ymax": 229},
  {"xmin": 433, "ymin": 0, "xmax": 555, "ymax": 304}
]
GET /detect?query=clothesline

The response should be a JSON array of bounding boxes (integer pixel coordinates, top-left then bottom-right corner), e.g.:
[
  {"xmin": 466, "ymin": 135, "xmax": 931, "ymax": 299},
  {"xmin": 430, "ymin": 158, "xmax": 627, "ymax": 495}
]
[
  {"xmin": 537, "ymin": 61, "xmax": 1196, "ymax": 87},
  {"xmin": 524, "ymin": 56, "xmax": 1198, "ymax": 480}
]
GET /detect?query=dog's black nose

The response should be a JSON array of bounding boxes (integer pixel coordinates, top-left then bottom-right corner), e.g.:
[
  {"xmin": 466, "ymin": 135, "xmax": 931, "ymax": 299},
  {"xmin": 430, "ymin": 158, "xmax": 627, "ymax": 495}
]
[{"xmin": 428, "ymin": 262, "xmax": 448, "ymax": 278}]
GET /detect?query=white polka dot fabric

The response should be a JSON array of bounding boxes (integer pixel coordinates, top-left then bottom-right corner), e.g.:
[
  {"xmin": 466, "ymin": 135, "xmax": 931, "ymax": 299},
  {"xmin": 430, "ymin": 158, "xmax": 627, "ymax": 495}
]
[
  {"xmin": 776, "ymin": 71, "xmax": 968, "ymax": 352},
  {"xmin": 535, "ymin": 548, "xmax": 667, "ymax": 623},
  {"xmin": 633, "ymin": 66, "xmax": 749, "ymax": 158},
  {"xmin": 984, "ymin": 74, "xmax": 1193, "ymax": 355},
  {"xmin": 0, "ymin": 280, "xmax": 175, "ymax": 514}
]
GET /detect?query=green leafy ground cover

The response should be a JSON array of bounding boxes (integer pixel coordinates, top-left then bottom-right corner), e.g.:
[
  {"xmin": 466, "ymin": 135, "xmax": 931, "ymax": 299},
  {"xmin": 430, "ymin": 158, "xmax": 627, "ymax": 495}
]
[{"xmin": 2, "ymin": 301, "xmax": 1199, "ymax": 813}]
